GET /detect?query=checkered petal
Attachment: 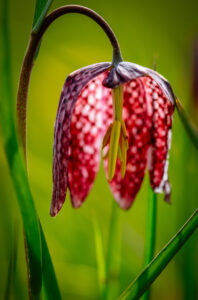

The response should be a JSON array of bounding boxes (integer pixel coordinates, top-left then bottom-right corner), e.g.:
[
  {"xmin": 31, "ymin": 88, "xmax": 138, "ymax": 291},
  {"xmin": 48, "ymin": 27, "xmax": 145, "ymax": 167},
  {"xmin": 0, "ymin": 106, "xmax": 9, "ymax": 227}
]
[
  {"xmin": 143, "ymin": 77, "xmax": 174, "ymax": 202},
  {"xmin": 104, "ymin": 77, "xmax": 152, "ymax": 209},
  {"xmin": 68, "ymin": 73, "xmax": 111, "ymax": 208},
  {"xmin": 50, "ymin": 63, "xmax": 111, "ymax": 216}
]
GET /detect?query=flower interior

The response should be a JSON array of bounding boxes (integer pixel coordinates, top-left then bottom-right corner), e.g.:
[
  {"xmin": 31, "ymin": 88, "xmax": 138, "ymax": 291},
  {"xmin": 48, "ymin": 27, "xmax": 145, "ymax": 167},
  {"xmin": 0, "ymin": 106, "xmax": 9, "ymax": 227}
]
[{"xmin": 102, "ymin": 85, "xmax": 129, "ymax": 181}]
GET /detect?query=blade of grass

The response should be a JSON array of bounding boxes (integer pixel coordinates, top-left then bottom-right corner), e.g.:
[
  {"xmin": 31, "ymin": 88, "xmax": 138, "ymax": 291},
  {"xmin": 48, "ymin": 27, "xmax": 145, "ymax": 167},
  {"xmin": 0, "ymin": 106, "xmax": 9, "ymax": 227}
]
[
  {"xmin": 32, "ymin": 0, "xmax": 53, "ymax": 59},
  {"xmin": 2, "ymin": 128, "xmax": 43, "ymax": 300},
  {"xmin": 105, "ymin": 200, "xmax": 122, "ymax": 300},
  {"xmin": 0, "ymin": 1, "xmax": 42, "ymax": 298},
  {"xmin": 118, "ymin": 208, "xmax": 198, "ymax": 300},
  {"xmin": 92, "ymin": 211, "xmax": 106, "ymax": 299},
  {"xmin": 141, "ymin": 188, "xmax": 157, "ymax": 300},
  {"xmin": 32, "ymin": 0, "xmax": 53, "ymax": 33},
  {"xmin": 40, "ymin": 224, "xmax": 62, "ymax": 300},
  {"xmin": 0, "ymin": 1, "xmax": 61, "ymax": 299},
  {"xmin": 175, "ymin": 98, "xmax": 198, "ymax": 149},
  {"xmin": 4, "ymin": 223, "xmax": 19, "ymax": 300}
]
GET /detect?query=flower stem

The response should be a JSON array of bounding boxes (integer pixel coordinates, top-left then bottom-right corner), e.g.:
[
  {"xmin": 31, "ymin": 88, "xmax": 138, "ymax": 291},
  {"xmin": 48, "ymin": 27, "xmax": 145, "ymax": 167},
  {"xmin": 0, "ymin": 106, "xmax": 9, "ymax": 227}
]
[
  {"xmin": 16, "ymin": 5, "xmax": 122, "ymax": 157},
  {"xmin": 141, "ymin": 187, "xmax": 157, "ymax": 300},
  {"xmin": 1, "ymin": 1, "xmax": 61, "ymax": 298},
  {"xmin": 118, "ymin": 208, "xmax": 198, "ymax": 300}
]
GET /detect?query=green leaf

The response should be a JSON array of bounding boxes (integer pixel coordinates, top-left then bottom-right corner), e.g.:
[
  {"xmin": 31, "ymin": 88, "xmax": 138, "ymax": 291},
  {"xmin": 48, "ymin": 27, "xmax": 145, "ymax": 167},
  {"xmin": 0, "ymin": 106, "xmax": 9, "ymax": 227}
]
[
  {"xmin": 0, "ymin": 1, "xmax": 42, "ymax": 297},
  {"xmin": 32, "ymin": 0, "xmax": 53, "ymax": 33},
  {"xmin": 4, "ymin": 224, "xmax": 18, "ymax": 300},
  {"xmin": 0, "ymin": 1, "xmax": 61, "ymax": 299},
  {"xmin": 118, "ymin": 208, "xmax": 198, "ymax": 300},
  {"xmin": 176, "ymin": 98, "xmax": 198, "ymax": 149},
  {"xmin": 40, "ymin": 225, "xmax": 62, "ymax": 300}
]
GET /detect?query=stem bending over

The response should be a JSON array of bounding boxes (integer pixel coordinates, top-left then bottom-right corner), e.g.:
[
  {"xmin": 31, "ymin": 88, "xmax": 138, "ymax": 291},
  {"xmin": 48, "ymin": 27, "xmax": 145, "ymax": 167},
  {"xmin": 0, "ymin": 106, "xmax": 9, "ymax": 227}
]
[{"xmin": 17, "ymin": 5, "xmax": 122, "ymax": 158}]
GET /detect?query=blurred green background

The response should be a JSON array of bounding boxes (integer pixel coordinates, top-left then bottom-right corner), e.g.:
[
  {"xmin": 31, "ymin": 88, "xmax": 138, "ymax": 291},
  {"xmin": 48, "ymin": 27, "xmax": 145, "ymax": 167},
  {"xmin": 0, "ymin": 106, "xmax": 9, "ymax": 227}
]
[{"xmin": 0, "ymin": 0, "xmax": 198, "ymax": 299}]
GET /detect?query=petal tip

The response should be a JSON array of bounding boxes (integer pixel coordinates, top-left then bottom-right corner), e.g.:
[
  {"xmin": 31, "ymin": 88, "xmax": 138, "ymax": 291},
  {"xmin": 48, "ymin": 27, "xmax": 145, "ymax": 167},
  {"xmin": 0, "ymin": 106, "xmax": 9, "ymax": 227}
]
[
  {"xmin": 154, "ymin": 180, "xmax": 171, "ymax": 204},
  {"xmin": 71, "ymin": 196, "xmax": 84, "ymax": 209},
  {"xmin": 50, "ymin": 201, "xmax": 64, "ymax": 217},
  {"xmin": 50, "ymin": 206, "xmax": 58, "ymax": 217},
  {"xmin": 115, "ymin": 196, "xmax": 133, "ymax": 210},
  {"xmin": 163, "ymin": 180, "xmax": 171, "ymax": 204}
]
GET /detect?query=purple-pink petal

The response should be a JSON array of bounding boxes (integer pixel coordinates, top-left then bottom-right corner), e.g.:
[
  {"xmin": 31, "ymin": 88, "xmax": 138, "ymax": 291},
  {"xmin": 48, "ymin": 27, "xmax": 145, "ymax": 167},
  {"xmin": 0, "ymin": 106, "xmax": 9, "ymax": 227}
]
[{"xmin": 50, "ymin": 63, "xmax": 111, "ymax": 216}]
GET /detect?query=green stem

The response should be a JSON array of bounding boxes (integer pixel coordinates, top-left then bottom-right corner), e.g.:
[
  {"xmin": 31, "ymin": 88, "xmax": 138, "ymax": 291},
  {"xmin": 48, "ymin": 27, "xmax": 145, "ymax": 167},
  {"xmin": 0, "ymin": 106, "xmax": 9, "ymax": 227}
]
[
  {"xmin": 4, "ymin": 224, "xmax": 18, "ymax": 300},
  {"xmin": 118, "ymin": 208, "xmax": 198, "ymax": 300},
  {"xmin": 0, "ymin": 1, "xmax": 42, "ymax": 297},
  {"xmin": 1, "ymin": 1, "xmax": 61, "ymax": 299},
  {"xmin": 141, "ymin": 188, "xmax": 157, "ymax": 300},
  {"xmin": 40, "ymin": 224, "xmax": 62, "ymax": 300},
  {"xmin": 105, "ymin": 200, "xmax": 122, "ymax": 300},
  {"xmin": 92, "ymin": 212, "xmax": 106, "ymax": 299}
]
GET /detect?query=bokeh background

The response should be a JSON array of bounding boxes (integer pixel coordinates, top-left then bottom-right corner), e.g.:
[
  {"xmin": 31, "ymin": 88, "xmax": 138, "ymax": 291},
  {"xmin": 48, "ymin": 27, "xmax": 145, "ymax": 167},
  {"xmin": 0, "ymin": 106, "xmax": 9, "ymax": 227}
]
[{"xmin": 0, "ymin": 0, "xmax": 198, "ymax": 299}]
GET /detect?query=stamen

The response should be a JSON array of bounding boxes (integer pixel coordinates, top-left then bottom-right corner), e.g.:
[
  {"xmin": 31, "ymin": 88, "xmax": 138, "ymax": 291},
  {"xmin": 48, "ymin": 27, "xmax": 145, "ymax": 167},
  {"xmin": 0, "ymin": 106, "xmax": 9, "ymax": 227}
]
[
  {"xmin": 112, "ymin": 85, "xmax": 123, "ymax": 121},
  {"xmin": 102, "ymin": 123, "xmax": 113, "ymax": 149},
  {"xmin": 118, "ymin": 144, "xmax": 123, "ymax": 162},
  {"xmin": 102, "ymin": 85, "xmax": 128, "ymax": 181},
  {"xmin": 102, "ymin": 148, "xmax": 109, "ymax": 160},
  {"xmin": 121, "ymin": 120, "xmax": 129, "ymax": 149},
  {"xmin": 108, "ymin": 120, "xmax": 121, "ymax": 180},
  {"xmin": 120, "ymin": 134, "xmax": 127, "ymax": 178}
]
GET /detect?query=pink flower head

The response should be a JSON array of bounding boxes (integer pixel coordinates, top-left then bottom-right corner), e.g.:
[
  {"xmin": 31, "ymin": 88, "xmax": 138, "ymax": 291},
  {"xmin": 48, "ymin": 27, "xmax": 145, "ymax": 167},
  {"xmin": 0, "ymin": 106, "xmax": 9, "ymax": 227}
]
[{"xmin": 50, "ymin": 61, "xmax": 175, "ymax": 216}]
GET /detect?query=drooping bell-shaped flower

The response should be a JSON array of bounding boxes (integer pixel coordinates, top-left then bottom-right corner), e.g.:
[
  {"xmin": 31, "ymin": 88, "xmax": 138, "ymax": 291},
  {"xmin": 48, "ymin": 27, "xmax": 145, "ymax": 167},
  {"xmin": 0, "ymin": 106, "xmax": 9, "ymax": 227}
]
[{"xmin": 50, "ymin": 61, "xmax": 175, "ymax": 216}]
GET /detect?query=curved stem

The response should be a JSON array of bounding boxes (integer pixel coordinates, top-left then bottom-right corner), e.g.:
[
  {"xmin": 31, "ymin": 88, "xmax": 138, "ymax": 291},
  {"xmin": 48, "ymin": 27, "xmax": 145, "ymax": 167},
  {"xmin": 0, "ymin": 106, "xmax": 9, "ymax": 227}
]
[{"xmin": 16, "ymin": 5, "xmax": 122, "ymax": 158}]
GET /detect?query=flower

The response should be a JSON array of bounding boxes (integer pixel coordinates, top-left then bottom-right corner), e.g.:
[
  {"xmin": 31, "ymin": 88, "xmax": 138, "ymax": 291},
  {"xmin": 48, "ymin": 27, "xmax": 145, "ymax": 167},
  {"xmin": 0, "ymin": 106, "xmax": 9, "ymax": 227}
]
[{"xmin": 50, "ymin": 61, "xmax": 175, "ymax": 216}]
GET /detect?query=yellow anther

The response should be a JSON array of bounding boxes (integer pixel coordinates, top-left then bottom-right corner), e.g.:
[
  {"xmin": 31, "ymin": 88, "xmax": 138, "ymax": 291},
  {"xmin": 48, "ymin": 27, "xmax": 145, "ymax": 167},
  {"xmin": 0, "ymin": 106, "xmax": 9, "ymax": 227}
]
[
  {"xmin": 102, "ymin": 149, "xmax": 109, "ymax": 160},
  {"xmin": 102, "ymin": 85, "xmax": 129, "ymax": 181},
  {"xmin": 117, "ymin": 144, "xmax": 123, "ymax": 162},
  {"xmin": 121, "ymin": 120, "xmax": 129, "ymax": 149},
  {"xmin": 120, "ymin": 134, "xmax": 127, "ymax": 178},
  {"xmin": 108, "ymin": 120, "xmax": 121, "ymax": 181}
]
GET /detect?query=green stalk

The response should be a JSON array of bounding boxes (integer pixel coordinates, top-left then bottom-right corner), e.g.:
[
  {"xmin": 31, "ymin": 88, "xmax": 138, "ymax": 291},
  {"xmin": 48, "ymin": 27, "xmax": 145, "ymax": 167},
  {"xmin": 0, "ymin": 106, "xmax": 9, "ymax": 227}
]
[
  {"xmin": 92, "ymin": 212, "xmax": 106, "ymax": 299},
  {"xmin": 118, "ymin": 208, "xmax": 198, "ymax": 300},
  {"xmin": 105, "ymin": 200, "xmax": 122, "ymax": 300},
  {"xmin": 0, "ymin": 1, "xmax": 42, "ymax": 297},
  {"xmin": 4, "ymin": 224, "xmax": 18, "ymax": 300},
  {"xmin": 141, "ymin": 188, "xmax": 157, "ymax": 300},
  {"xmin": 33, "ymin": 0, "xmax": 53, "ymax": 33},
  {"xmin": 0, "ymin": 1, "xmax": 61, "ymax": 299},
  {"xmin": 40, "ymin": 225, "xmax": 62, "ymax": 300}
]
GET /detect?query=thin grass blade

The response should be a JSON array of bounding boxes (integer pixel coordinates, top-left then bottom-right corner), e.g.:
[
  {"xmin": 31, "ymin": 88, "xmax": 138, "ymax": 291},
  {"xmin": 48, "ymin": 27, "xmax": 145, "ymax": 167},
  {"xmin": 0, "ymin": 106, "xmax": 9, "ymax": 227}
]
[
  {"xmin": 40, "ymin": 225, "xmax": 62, "ymax": 300},
  {"xmin": 176, "ymin": 98, "xmax": 198, "ymax": 149},
  {"xmin": 4, "ymin": 224, "xmax": 18, "ymax": 300},
  {"xmin": 32, "ymin": 0, "xmax": 53, "ymax": 33},
  {"xmin": 118, "ymin": 208, "xmax": 198, "ymax": 300},
  {"xmin": 0, "ymin": 1, "xmax": 42, "ymax": 297},
  {"xmin": 1, "ymin": 1, "xmax": 61, "ymax": 299}
]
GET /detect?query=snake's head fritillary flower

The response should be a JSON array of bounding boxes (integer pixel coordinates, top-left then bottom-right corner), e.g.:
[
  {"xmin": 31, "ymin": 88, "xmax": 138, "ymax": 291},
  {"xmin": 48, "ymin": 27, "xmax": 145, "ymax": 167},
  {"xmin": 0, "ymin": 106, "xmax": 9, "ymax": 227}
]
[{"xmin": 50, "ymin": 61, "xmax": 175, "ymax": 216}]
